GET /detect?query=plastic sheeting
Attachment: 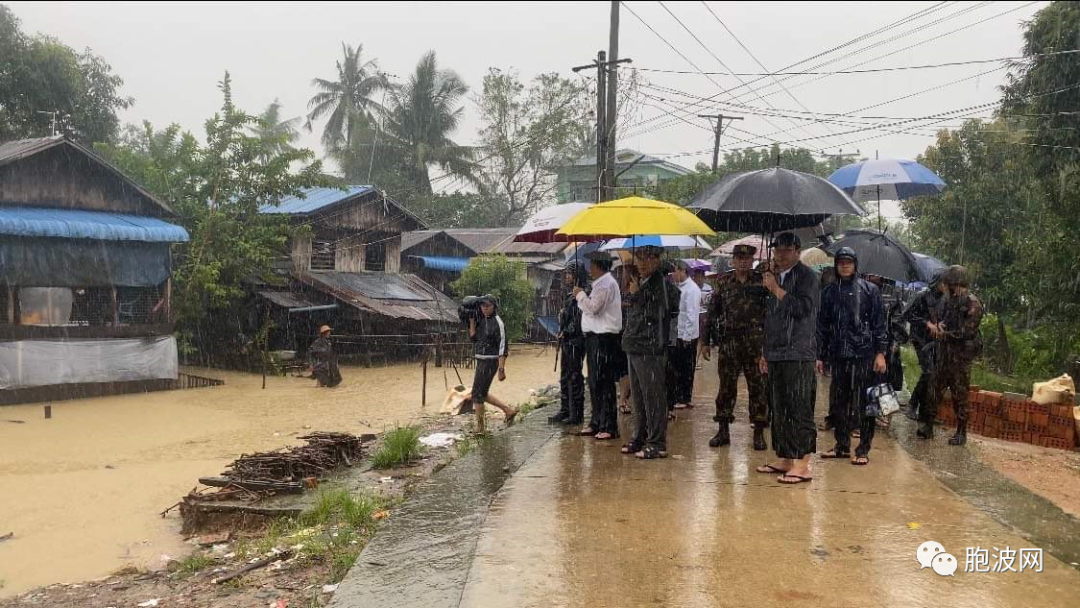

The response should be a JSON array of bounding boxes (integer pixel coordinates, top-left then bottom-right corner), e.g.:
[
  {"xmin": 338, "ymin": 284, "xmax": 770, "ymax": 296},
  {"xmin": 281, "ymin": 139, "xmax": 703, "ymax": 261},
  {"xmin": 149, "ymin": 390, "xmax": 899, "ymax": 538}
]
[
  {"xmin": 0, "ymin": 237, "xmax": 171, "ymax": 287},
  {"xmin": 0, "ymin": 336, "xmax": 178, "ymax": 389}
]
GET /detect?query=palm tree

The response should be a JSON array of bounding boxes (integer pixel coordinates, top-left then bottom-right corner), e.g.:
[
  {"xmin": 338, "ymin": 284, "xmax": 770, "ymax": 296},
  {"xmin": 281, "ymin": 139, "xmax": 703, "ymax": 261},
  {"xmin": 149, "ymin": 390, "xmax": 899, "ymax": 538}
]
[
  {"xmin": 381, "ymin": 51, "xmax": 475, "ymax": 196},
  {"xmin": 305, "ymin": 43, "xmax": 385, "ymax": 149},
  {"xmin": 250, "ymin": 99, "xmax": 300, "ymax": 160}
]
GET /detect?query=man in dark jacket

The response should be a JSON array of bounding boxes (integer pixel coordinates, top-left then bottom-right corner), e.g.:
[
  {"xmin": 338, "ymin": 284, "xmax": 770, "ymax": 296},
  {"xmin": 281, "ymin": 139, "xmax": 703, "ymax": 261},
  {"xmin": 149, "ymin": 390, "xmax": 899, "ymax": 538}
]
[
  {"xmin": 902, "ymin": 271, "xmax": 945, "ymax": 422},
  {"xmin": 924, "ymin": 265, "xmax": 983, "ymax": 445},
  {"xmin": 755, "ymin": 232, "xmax": 820, "ymax": 484},
  {"xmin": 309, "ymin": 325, "xmax": 342, "ymax": 388},
  {"xmin": 551, "ymin": 262, "xmax": 587, "ymax": 425},
  {"xmin": 621, "ymin": 246, "xmax": 680, "ymax": 460},
  {"xmin": 816, "ymin": 248, "xmax": 889, "ymax": 464}
]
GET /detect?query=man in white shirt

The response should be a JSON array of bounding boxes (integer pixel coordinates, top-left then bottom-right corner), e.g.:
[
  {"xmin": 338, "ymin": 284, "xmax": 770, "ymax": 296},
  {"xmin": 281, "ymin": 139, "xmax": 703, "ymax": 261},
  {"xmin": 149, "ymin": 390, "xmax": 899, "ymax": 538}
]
[
  {"xmin": 571, "ymin": 251, "xmax": 624, "ymax": 441},
  {"xmin": 667, "ymin": 260, "xmax": 702, "ymax": 411}
]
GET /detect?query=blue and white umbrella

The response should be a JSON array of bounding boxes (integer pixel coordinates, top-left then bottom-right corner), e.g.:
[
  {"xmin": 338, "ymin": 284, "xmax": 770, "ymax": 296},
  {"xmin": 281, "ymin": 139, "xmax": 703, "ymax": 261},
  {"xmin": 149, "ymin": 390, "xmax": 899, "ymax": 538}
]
[
  {"xmin": 828, "ymin": 159, "xmax": 946, "ymax": 202},
  {"xmin": 599, "ymin": 234, "xmax": 711, "ymax": 251}
]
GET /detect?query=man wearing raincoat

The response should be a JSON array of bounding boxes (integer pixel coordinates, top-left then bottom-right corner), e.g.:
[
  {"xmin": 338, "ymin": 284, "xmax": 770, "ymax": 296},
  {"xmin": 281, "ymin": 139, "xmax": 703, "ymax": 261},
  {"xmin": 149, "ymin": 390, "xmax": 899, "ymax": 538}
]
[
  {"xmin": 551, "ymin": 262, "xmax": 587, "ymax": 426},
  {"xmin": 309, "ymin": 325, "xmax": 342, "ymax": 388},
  {"xmin": 816, "ymin": 248, "xmax": 889, "ymax": 465},
  {"xmin": 902, "ymin": 270, "xmax": 945, "ymax": 423}
]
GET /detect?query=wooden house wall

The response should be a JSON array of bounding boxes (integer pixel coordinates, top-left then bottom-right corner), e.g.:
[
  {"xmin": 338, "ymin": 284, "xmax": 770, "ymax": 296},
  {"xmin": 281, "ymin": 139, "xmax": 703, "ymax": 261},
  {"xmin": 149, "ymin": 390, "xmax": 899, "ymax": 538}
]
[
  {"xmin": 292, "ymin": 235, "xmax": 313, "ymax": 274},
  {"xmin": 0, "ymin": 147, "xmax": 165, "ymax": 217},
  {"xmin": 326, "ymin": 193, "xmax": 418, "ymax": 235},
  {"xmin": 335, "ymin": 235, "xmax": 366, "ymax": 272},
  {"xmin": 384, "ymin": 235, "xmax": 401, "ymax": 273}
]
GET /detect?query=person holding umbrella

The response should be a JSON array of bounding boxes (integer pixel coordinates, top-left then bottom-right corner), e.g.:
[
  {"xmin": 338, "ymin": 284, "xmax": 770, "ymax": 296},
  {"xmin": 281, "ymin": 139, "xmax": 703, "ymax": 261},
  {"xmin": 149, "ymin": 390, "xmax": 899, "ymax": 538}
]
[
  {"xmin": 816, "ymin": 248, "xmax": 889, "ymax": 465},
  {"xmin": 755, "ymin": 232, "xmax": 820, "ymax": 484},
  {"xmin": 700, "ymin": 244, "xmax": 770, "ymax": 450},
  {"xmin": 621, "ymin": 246, "xmax": 680, "ymax": 459}
]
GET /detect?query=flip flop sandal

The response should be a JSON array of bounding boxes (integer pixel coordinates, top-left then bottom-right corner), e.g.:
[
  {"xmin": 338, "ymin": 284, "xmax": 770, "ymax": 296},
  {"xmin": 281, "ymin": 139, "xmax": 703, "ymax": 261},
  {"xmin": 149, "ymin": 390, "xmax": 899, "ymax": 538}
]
[
  {"xmin": 505, "ymin": 411, "xmax": 518, "ymax": 427},
  {"xmin": 635, "ymin": 446, "xmax": 668, "ymax": 460},
  {"xmin": 852, "ymin": 456, "xmax": 870, "ymax": 466},
  {"xmin": 777, "ymin": 474, "xmax": 813, "ymax": 484},
  {"xmin": 619, "ymin": 404, "xmax": 632, "ymax": 414},
  {"xmin": 755, "ymin": 464, "xmax": 789, "ymax": 474},
  {"xmin": 594, "ymin": 432, "xmax": 618, "ymax": 441},
  {"xmin": 621, "ymin": 441, "xmax": 643, "ymax": 454},
  {"xmin": 575, "ymin": 428, "xmax": 596, "ymax": 436},
  {"xmin": 674, "ymin": 403, "xmax": 690, "ymax": 410},
  {"xmin": 819, "ymin": 449, "xmax": 851, "ymax": 459}
]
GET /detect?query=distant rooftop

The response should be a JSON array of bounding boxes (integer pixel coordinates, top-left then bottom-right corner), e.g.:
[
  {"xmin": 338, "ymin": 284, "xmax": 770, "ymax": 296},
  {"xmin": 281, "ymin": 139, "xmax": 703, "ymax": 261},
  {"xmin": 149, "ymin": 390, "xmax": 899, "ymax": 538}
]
[
  {"xmin": 258, "ymin": 186, "xmax": 375, "ymax": 215},
  {"xmin": 566, "ymin": 148, "xmax": 693, "ymax": 176}
]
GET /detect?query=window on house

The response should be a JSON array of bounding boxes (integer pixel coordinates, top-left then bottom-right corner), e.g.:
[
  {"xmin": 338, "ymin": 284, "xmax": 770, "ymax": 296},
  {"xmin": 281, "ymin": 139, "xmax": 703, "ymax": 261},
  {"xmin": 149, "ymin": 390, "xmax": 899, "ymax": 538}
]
[
  {"xmin": 311, "ymin": 239, "xmax": 336, "ymax": 271},
  {"xmin": 70, "ymin": 287, "xmax": 113, "ymax": 326},
  {"xmin": 365, "ymin": 241, "xmax": 386, "ymax": 272}
]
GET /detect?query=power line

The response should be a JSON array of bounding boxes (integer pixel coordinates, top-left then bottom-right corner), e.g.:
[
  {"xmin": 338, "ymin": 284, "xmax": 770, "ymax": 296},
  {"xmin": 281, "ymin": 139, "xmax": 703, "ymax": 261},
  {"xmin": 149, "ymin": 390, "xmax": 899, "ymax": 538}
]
[{"xmin": 630, "ymin": 48, "xmax": 1080, "ymax": 76}]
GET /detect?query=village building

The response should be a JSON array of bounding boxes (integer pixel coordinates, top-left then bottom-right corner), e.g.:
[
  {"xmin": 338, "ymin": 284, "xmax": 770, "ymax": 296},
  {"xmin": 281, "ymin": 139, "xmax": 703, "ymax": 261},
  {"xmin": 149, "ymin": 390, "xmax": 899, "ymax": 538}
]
[
  {"xmin": 0, "ymin": 136, "xmax": 191, "ymax": 405},
  {"xmin": 254, "ymin": 186, "xmax": 461, "ymax": 366},
  {"xmin": 553, "ymin": 148, "xmax": 693, "ymax": 203}
]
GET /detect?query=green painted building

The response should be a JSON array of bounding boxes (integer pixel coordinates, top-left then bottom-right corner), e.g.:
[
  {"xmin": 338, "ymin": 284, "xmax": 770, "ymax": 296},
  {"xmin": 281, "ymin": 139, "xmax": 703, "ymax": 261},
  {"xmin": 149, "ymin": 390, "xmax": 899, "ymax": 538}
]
[{"xmin": 554, "ymin": 148, "xmax": 693, "ymax": 203}]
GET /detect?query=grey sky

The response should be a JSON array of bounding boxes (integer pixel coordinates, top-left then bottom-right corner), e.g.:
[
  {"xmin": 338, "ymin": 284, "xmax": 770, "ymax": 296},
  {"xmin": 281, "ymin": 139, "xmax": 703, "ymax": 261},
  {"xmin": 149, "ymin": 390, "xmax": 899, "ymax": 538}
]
[{"xmin": 9, "ymin": 1, "xmax": 1044, "ymax": 216}]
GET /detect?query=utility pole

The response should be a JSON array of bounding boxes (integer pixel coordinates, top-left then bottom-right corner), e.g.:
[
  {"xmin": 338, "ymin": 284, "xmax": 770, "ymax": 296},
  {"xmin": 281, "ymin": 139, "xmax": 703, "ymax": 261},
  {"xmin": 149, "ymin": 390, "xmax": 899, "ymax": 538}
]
[
  {"xmin": 36, "ymin": 110, "xmax": 59, "ymax": 137},
  {"xmin": 818, "ymin": 148, "xmax": 860, "ymax": 172},
  {"xmin": 698, "ymin": 114, "xmax": 743, "ymax": 172},
  {"xmin": 572, "ymin": 49, "xmax": 630, "ymax": 204},
  {"xmin": 604, "ymin": 0, "xmax": 620, "ymax": 202}
]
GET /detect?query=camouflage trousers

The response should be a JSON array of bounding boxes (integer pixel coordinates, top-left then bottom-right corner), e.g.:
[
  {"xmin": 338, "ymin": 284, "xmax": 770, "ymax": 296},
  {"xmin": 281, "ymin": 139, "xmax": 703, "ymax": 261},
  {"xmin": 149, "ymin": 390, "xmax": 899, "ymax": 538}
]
[{"xmin": 714, "ymin": 333, "xmax": 769, "ymax": 424}]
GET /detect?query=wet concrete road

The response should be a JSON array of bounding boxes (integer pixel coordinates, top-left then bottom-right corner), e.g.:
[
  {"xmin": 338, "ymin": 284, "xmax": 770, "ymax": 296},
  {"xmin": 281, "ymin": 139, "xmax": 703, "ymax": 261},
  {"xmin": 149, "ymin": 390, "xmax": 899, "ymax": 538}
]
[{"xmin": 336, "ymin": 364, "xmax": 1080, "ymax": 608}]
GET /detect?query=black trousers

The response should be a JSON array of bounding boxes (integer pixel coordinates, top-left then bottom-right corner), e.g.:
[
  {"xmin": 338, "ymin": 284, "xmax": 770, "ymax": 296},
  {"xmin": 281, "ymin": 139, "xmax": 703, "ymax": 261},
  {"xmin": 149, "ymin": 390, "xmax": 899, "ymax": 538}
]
[
  {"xmin": 768, "ymin": 361, "xmax": 817, "ymax": 459},
  {"xmin": 909, "ymin": 342, "xmax": 937, "ymax": 418},
  {"xmin": 586, "ymin": 332, "xmax": 621, "ymax": 435},
  {"xmin": 666, "ymin": 338, "xmax": 698, "ymax": 408},
  {"xmin": 629, "ymin": 353, "xmax": 669, "ymax": 451},
  {"xmin": 829, "ymin": 358, "xmax": 877, "ymax": 456},
  {"xmin": 558, "ymin": 337, "xmax": 586, "ymax": 422}
]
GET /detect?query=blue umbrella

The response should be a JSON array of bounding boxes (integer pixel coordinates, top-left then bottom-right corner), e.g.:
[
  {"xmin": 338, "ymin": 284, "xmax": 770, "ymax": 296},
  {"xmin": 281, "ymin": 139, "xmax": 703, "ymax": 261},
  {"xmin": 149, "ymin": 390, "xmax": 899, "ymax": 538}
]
[
  {"xmin": 599, "ymin": 234, "xmax": 711, "ymax": 251},
  {"xmin": 828, "ymin": 159, "xmax": 945, "ymax": 229}
]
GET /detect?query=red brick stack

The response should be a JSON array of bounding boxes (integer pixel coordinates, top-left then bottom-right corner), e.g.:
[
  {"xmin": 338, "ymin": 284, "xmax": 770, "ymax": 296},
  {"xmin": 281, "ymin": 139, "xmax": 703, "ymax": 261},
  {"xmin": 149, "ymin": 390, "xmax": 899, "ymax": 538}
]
[{"xmin": 934, "ymin": 387, "xmax": 1076, "ymax": 450}]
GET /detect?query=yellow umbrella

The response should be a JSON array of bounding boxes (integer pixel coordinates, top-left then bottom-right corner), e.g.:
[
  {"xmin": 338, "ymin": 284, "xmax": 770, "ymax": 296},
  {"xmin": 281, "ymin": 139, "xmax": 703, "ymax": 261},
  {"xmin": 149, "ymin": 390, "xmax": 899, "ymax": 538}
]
[{"xmin": 555, "ymin": 196, "xmax": 715, "ymax": 240}]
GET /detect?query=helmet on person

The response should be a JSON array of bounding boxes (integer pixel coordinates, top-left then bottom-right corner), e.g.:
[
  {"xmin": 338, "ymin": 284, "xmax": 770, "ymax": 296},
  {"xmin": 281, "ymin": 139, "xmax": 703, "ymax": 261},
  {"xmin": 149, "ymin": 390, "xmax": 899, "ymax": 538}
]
[
  {"xmin": 941, "ymin": 265, "xmax": 969, "ymax": 288},
  {"xmin": 833, "ymin": 247, "xmax": 858, "ymax": 265}
]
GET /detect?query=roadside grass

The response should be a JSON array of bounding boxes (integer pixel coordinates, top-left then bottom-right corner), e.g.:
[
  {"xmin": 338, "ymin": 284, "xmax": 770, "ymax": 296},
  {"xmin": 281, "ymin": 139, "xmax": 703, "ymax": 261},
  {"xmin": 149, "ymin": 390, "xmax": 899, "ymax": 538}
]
[
  {"xmin": 901, "ymin": 346, "xmax": 1037, "ymax": 395},
  {"xmin": 175, "ymin": 553, "xmax": 216, "ymax": 576},
  {"xmin": 371, "ymin": 426, "xmax": 424, "ymax": 468}
]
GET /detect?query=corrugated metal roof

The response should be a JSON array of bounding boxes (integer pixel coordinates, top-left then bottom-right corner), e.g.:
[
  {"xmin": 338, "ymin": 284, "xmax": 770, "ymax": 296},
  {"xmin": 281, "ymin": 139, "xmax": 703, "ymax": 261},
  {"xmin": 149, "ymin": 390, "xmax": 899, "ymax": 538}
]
[
  {"xmin": 400, "ymin": 230, "xmax": 443, "ymax": 252},
  {"xmin": 0, "ymin": 206, "xmax": 189, "ymax": 242},
  {"xmin": 299, "ymin": 271, "xmax": 458, "ymax": 323},
  {"xmin": 0, "ymin": 136, "xmax": 66, "ymax": 166},
  {"xmin": 492, "ymin": 240, "xmax": 569, "ymax": 257},
  {"xmin": 442, "ymin": 228, "xmax": 518, "ymax": 253},
  {"xmin": 408, "ymin": 256, "xmax": 470, "ymax": 272},
  {"xmin": 568, "ymin": 148, "xmax": 693, "ymax": 176},
  {"xmin": 257, "ymin": 290, "xmax": 331, "ymax": 310},
  {"xmin": 259, "ymin": 186, "xmax": 375, "ymax": 215}
]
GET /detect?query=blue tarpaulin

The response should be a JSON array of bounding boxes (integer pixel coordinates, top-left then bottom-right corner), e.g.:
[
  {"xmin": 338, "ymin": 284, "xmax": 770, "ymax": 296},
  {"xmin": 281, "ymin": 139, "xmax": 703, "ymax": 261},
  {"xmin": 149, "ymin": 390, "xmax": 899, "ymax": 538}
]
[
  {"xmin": 409, "ymin": 255, "xmax": 470, "ymax": 272},
  {"xmin": 0, "ymin": 207, "xmax": 189, "ymax": 242}
]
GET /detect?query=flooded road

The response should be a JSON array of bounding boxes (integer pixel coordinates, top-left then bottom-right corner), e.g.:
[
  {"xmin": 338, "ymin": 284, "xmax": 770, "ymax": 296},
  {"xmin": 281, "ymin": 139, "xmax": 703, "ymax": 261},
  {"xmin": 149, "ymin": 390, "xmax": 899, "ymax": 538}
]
[{"xmin": 0, "ymin": 345, "xmax": 557, "ymax": 597}]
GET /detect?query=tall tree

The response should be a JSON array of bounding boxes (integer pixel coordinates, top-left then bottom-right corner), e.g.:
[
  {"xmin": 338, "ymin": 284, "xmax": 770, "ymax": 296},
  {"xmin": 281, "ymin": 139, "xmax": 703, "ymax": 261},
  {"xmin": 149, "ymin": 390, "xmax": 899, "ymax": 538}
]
[
  {"xmin": 0, "ymin": 5, "xmax": 131, "ymax": 144},
  {"xmin": 250, "ymin": 99, "xmax": 301, "ymax": 160},
  {"xmin": 474, "ymin": 69, "xmax": 591, "ymax": 226},
  {"xmin": 97, "ymin": 74, "xmax": 331, "ymax": 358},
  {"xmin": 380, "ymin": 50, "xmax": 475, "ymax": 197},
  {"xmin": 305, "ymin": 43, "xmax": 385, "ymax": 149}
]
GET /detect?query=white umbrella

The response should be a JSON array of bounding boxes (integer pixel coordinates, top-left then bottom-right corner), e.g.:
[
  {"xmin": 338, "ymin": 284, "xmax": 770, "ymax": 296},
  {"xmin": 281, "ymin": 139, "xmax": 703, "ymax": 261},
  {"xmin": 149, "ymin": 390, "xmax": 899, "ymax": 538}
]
[
  {"xmin": 599, "ymin": 235, "xmax": 711, "ymax": 251},
  {"xmin": 514, "ymin": 202, "xmax": 593, "ymax": 243}
]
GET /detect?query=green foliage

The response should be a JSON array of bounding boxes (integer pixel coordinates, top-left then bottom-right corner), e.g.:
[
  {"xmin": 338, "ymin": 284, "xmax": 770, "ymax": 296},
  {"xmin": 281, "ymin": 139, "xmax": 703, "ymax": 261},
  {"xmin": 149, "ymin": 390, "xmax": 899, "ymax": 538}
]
[
  {"xmin": 95, "ymin": 74, "xmax": 331, "ymax": 358},
  {"xmin": 249, "ymin": 99, "xmax": 301, "ymax": 161},
  {"xmin": 0, "ymin": 5, "xmax": 131, "ymax": 143},
  {"xmin": 451, "ymin": 255, "xmax": 535, "ymax": 342},
  {"xmin": 305, "ymin": 43, "xmax": 386, "ymax": 149},
  {"xmin": 474, "ymin": 68, "xmax": 591, "ymax": 226},
  {"xmin": 300, "ymin": 488, "xmax": 384, "ymax": 531},
  {"xmin": 405, "ymin": 190, "xmax": 507, "ymax": 229},
  {"xmin": 176, "ymin": 553, "xmax": 215, "ymax": 576},
  {"xmin": 371, "ymin": 426, "xmax": 424, "ymax": 468}
]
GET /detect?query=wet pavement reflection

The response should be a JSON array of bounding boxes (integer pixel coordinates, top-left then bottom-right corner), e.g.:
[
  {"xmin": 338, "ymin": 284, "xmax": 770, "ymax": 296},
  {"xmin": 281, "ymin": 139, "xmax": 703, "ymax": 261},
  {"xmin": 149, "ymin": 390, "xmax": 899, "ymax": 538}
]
[{"xmin": 335, "ymin": 366, "xmax": 1080, "ymax": 608}]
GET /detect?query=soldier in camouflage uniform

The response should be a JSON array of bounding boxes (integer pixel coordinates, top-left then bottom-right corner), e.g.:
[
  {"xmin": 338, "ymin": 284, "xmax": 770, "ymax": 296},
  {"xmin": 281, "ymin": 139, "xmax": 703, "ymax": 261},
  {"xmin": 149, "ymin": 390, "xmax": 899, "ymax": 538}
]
[
  {"xmin": 920, "ymin": 265, "xmax": 983, "ymax": 445},
  {"xmin": 700, "ymin": 244, "xmax": 770, "ymax": 450}
]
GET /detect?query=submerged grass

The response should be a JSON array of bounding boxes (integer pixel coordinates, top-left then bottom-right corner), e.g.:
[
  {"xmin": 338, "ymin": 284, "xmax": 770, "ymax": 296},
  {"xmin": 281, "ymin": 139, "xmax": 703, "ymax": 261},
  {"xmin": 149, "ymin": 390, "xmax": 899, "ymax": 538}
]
[{"xmin": 371, "ymin": 425, "xmax": 424, "ymax": 468}]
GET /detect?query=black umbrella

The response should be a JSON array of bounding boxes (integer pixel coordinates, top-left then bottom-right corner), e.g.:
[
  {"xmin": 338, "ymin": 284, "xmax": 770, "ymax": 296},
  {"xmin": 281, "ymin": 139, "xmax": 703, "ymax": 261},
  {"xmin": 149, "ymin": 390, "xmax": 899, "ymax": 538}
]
[
  {"xmin": 689, "ymin": 168, "xmax": 866, "ymax": 233},
  {"xmin": 824, "ymin": 229, "xmax": 924, "ymax": 283}
]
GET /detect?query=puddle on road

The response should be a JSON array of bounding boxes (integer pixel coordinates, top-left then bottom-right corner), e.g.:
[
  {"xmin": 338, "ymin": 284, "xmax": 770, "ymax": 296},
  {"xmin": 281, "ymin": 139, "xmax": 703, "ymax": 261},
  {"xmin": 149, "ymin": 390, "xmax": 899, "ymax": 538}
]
[{"xmin": 0, "ymin": 346, "xmax": 556, "ymax": 598}]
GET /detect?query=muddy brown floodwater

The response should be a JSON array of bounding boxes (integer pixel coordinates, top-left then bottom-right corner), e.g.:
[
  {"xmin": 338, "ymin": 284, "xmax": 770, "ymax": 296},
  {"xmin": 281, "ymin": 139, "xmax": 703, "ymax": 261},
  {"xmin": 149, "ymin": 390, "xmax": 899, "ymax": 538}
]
[{"xmin": 0, "ymin": 344, "xmax": 557, "ymax": 598}]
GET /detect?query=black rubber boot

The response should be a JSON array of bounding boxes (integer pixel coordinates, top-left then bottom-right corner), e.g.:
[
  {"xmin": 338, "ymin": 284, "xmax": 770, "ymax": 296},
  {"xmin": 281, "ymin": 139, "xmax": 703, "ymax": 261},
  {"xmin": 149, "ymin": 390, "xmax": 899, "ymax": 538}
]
[
  {"xmin": 916, "ymin": 421, "xmax": 934, "ymax": 440},
  {"xmin": 709, "ymin": 423, "xmax": 730, "ymax": 448},
  {"xmin": 752, "ymin": 424, "xmax": 767, "ymax": 451},
  {"xmin": 949, "ymin": 420, "xmax": 967, "ymax": 446}
]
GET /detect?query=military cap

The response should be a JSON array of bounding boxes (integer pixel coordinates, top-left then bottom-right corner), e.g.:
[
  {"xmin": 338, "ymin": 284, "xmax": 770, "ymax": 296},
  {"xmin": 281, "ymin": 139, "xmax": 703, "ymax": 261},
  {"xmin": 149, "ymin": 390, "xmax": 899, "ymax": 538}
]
[{"xmin": 732, "ymin": 244, "xmax": 757, "ymax": 257}]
